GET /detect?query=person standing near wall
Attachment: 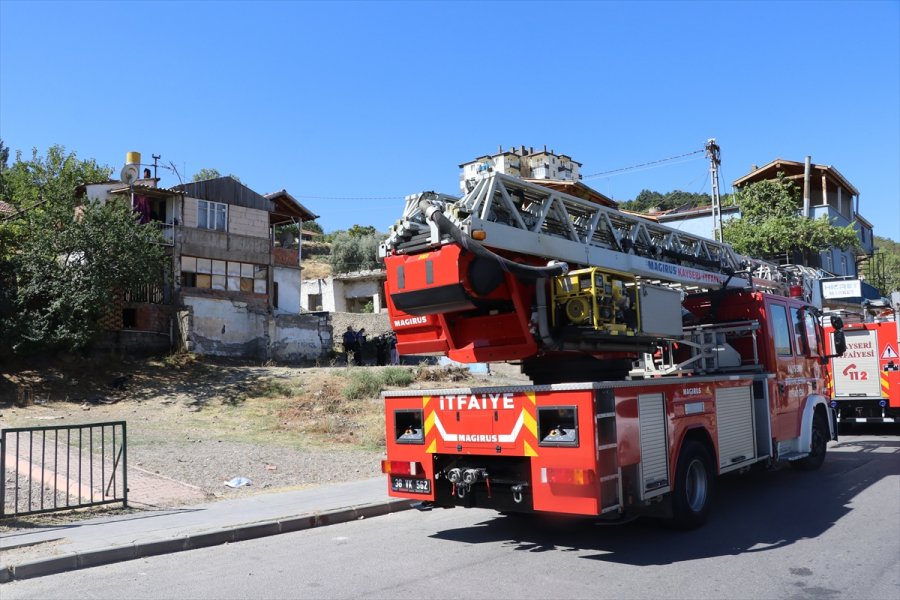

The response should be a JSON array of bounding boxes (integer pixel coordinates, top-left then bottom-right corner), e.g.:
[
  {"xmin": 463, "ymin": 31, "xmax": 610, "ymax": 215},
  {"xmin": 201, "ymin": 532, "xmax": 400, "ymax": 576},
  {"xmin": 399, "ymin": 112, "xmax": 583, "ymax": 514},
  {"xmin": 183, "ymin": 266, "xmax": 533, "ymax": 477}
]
[
  {"xmin": 389, "ymin": 332, "xmax": 399, "ymax": 365},
  {"xmin": 374, "ymin": 335, "xmax": 388, "ymax": 366},
  {"xmin": 342, "ymin": 326, "xmax": 358, "ymax": 364},
  {"xmin": 356, "ymin": 328, "xmax": 367, "ymax": 365}
]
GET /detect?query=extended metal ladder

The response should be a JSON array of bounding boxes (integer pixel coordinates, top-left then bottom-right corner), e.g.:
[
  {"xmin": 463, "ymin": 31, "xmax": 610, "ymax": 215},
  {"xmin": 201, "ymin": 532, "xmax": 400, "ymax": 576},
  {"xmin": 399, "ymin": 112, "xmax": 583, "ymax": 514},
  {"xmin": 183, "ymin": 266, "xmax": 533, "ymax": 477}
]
[{"xmin": 382, "ymin": 172, "xmax": 788, "ymax": 293}]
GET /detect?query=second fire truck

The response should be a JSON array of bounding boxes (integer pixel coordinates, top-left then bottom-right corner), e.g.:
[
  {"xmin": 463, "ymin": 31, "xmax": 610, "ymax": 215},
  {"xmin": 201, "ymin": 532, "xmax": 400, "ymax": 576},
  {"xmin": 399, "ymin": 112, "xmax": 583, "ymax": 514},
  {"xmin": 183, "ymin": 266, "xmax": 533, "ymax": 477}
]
[
  {"xmin": 378, "ymin": 173, "xmax": 846, "ymax": 528},
  {"xmin": 824, "ymin": 293, "xmax": 900, "ymax": 425}
]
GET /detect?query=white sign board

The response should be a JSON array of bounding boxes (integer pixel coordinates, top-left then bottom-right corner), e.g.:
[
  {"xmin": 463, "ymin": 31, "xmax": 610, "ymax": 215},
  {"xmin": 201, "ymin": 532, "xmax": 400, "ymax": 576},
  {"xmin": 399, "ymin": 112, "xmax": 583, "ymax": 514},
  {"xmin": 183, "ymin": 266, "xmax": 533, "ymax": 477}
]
[{"xmin": 822, "ymin": 279, "xmax": 862, "ymax": 299}]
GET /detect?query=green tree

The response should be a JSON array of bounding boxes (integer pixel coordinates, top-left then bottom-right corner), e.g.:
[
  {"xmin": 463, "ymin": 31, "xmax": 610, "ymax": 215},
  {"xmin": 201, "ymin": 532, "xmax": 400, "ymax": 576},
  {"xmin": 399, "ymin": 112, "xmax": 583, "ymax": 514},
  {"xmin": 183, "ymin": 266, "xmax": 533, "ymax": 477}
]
[
  {"xmin": 192, "ymin": 168, "xmax": 240, "ymax": 182},
  {"xmin": 864, "ymin": 236, "xmax": 900, "ymax": 294},
  {"xmin": 0, "ymin": 139, "xmax": 9, "ymax": 173},
  {"xmin": 723, "ymin": 175, "xmax": 860, "ymax": 264},
  {"xmin": 303, "ymin": 220, "xmax": 324, "ymax": 234},
  {"xmin": 0, "ymin": 145, "xmax": 112, "ymax": 209},
  {"xmin": 0, "ymin": 146, "xmax": 168, "ymax": 355},
  {"xmin": 619, "ymin": 189, "xmax": 723, "ymax": 213},
  {"xmin": 328, "ymin": 230, "xmax": 381, "ymax": 273},
  {"xmin": 619, "ymin": 189, "xmax": 665, "ymax": 212},
  {"xmin": 346, "ymin": 224, "xmax": 377, "ymax": 238},
  {"xmin": 192, "ymin": 168, "xmax": 220, "ymax": 181}
]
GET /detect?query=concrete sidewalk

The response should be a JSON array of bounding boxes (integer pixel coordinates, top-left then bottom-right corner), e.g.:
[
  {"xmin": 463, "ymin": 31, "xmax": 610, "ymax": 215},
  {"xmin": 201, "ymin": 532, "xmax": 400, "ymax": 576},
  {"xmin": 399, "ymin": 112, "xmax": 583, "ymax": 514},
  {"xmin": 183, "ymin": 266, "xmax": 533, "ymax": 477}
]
[{"xmin": 0, "ymin": 477, "xmax": 412, "ymax": 583}]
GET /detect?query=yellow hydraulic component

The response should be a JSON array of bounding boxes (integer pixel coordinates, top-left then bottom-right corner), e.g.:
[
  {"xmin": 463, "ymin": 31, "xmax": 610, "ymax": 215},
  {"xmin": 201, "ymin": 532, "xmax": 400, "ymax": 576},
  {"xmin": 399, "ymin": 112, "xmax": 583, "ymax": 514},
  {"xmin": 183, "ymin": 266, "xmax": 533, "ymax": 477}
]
[
  {"xmin": 551, "ymin": 267, "xmax": 640, "ymax": 335},
  {"xmin": 564, "ymin": 296, "xmax": 591, "ymax": 324}
]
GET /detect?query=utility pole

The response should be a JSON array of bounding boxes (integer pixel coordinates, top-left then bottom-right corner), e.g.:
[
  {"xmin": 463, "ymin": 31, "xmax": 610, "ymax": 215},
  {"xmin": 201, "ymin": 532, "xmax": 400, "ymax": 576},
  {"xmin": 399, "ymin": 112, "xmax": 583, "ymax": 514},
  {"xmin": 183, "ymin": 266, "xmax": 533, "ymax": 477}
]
[{"xmin": 706, "ymin": 139, "xmax": 723, "ymax": 242}]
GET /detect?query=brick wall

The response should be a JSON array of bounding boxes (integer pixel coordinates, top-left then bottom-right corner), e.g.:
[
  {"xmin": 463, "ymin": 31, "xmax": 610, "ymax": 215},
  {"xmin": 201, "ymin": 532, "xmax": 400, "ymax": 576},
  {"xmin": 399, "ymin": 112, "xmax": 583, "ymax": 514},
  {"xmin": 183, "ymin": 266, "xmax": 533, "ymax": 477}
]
[
  {"xmin": 99, "ymin": 297, "xmax": 125, "ymax": 330},
  {"xmin": 273, "ymin": 246, "xmax": 300, "ymax": 267}
]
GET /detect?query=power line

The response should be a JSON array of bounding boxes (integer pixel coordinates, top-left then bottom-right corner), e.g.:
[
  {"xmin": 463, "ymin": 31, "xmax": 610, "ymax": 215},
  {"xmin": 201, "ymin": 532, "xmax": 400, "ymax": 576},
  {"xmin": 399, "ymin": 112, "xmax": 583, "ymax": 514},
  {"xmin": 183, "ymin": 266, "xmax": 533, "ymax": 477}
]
[
  {"xmin": 292, "ymin": 190, "xmax": 459, "ymax": 202},
  {"xmin": 293, "ymin": 194, "xmax": 406, "ymax": 201},
  {"xmin": 582, "ymin": 149, "xmax": 705, "ymax": 180}
]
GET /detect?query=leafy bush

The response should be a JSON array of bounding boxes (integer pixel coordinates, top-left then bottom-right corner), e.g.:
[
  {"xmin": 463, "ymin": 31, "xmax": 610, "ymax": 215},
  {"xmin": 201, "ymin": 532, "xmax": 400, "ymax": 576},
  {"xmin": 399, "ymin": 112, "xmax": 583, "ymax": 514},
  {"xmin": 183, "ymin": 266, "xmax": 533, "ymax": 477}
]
[
  {"xmin": 341, "ymin": 370, "xmax": 384, "ymax": 400},
  {"xmin": 256, "ymin": 379, "xmax": 302, "ymax": 398},
  {"xmin": 328, "ymin": 231, "xmax": 381, "ymax": 273},
  {"xmin": 380, "ymin": 367, "xmax": 414, "ymax": 387},
  {"xmin": 341, "ymin": 367, "xmax": 415, "ymax": 399}
]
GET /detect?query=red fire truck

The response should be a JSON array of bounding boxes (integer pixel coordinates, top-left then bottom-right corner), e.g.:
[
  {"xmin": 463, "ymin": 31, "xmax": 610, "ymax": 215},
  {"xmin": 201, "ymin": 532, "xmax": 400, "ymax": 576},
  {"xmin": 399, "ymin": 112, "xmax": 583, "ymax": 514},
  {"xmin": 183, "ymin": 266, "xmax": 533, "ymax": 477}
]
[
  {"xmin": 824, "ymin": 295, "xmax": 900, "ymax": 425},
  {"xmin": 378, "ymin": 173, "xmax": 844, "ymax": 528}
]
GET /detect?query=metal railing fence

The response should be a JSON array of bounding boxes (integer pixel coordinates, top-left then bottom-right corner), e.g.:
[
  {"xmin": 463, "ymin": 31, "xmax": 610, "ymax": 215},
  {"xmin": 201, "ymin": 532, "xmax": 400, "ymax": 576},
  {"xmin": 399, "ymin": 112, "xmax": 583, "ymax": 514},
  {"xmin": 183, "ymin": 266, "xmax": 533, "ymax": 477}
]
[{"xmin": 1, "ymin": 422, "xmax": 127, "ymax": 518}]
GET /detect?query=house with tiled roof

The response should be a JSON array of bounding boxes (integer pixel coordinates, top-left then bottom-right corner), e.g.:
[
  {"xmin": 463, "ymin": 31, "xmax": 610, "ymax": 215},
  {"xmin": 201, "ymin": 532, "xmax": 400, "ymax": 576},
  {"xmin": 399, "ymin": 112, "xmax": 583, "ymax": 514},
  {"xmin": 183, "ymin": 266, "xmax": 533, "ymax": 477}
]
[{"xmin": 655, "ymin": 157, "xmax": 875, "ymax": 280}]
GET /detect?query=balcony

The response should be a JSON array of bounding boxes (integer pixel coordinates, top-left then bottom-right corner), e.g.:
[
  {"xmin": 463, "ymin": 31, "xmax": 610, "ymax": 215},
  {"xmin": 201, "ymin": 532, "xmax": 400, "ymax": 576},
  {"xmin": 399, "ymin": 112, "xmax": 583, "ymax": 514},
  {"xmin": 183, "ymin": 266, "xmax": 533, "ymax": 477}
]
[
  {"xmin": 124, "ymin": 283, "xmax": 171, "ymax": 305},
  {"xmin": 151, "ymin": 221, "xmax": 175, "ymax": 246},
  {"xmin": 809, "ymin": 205, "xmax": 850, "ymax": 227}
]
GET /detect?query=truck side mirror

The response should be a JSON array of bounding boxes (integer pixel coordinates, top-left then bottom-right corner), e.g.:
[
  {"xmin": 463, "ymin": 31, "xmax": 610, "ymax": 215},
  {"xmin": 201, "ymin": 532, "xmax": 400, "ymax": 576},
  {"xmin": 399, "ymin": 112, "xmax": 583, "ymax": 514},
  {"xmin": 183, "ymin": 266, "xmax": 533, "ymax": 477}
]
[
  {"xmin": 825, "ymin": 315, "xmax": 846, "ymax": 358},
  {"xmin": 832, "ymin": 330, "xmax": 847, "ymax": 357}
]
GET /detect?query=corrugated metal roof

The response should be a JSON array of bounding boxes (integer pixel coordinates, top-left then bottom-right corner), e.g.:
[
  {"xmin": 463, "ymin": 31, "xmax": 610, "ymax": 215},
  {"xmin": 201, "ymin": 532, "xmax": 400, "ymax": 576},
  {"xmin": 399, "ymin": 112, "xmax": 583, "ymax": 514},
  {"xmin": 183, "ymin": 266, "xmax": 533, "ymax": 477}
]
[
  {"xmin": 174, "ymin": 177, "xmax": 272, "ymax": 211},
  {"xmin": 0, "ymin": 200, "xmax": 15, "ymax": 215},
  {"xmin": 107, "ymin": 183, "xmax": 185, "ymax": 198}
]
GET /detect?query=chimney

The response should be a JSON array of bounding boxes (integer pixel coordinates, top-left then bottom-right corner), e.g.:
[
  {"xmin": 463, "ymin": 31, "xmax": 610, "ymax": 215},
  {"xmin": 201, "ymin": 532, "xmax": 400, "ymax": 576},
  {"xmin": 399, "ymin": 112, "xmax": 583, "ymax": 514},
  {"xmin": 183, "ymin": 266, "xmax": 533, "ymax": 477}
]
[
  {"xmin": 529, "ymin": 146, "xmax": 534, "ymax": 154},
  {"xmin": 498, "ymin": 144, "xmax": 503, "ymax": 154},
  {"xmin": 751, "ymin": 164, "xmax": 758, "ymax": 171}
]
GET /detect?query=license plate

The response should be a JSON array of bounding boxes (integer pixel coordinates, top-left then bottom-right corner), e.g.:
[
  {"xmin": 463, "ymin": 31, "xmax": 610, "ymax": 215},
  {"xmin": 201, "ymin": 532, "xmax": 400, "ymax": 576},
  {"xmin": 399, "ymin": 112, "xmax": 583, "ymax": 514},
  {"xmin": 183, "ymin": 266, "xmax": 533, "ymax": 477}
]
[{"xmin": 391, "ymin": 476, "xmax": 431, "ymax": 494}]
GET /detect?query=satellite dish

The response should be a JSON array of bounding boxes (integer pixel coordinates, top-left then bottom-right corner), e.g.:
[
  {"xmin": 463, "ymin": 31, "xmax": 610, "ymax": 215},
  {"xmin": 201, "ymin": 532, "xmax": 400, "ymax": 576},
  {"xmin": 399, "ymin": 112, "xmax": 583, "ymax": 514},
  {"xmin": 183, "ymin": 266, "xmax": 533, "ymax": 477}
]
[{"xmin": 120, "ymin": 164, "xmax": 139, "ymax": 185}]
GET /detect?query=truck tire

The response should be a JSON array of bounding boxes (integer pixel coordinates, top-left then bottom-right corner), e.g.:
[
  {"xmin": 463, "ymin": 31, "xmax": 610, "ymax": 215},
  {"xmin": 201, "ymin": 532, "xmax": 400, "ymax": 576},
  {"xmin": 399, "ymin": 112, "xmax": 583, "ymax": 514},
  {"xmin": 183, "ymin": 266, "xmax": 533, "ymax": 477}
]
[
  {"xmin": 671, "ymin": 440, "xmax": 714, "ymax": 529},
  {"xmin": 791, "ymin": 411, "xmax": 828, "ymax": 471}
]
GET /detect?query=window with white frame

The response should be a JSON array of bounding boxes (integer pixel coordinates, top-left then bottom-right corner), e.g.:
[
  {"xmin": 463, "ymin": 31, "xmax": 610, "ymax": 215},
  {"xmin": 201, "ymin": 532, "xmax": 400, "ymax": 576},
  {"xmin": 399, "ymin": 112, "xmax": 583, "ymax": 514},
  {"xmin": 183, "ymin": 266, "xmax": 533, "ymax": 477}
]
[
  {"xmin": 198, "ymin": 200, "xmax": 227, "ymax": 231},
  {"xmin": 179, "ymin": 256, "xmax": 267, "ymax": 294},
  {"xmin": 840, "ymin": 255, "xmax": 848, "ymax": 275}
]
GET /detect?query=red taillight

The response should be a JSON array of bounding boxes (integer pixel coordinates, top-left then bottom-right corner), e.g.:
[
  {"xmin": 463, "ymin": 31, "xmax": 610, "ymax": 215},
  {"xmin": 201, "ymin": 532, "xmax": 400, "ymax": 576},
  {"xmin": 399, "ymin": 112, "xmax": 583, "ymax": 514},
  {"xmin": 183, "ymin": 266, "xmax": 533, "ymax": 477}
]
[
  {"xmin": 789, "ymin": 285, "xmax": 803, "ymax": 297},
  {"xmin": 541, "ymin": 467, "xmax": 595, "ymax": 485},
  {"xmin": 381, "ymin": 460, "xmax": 424, "ymax": 476}
]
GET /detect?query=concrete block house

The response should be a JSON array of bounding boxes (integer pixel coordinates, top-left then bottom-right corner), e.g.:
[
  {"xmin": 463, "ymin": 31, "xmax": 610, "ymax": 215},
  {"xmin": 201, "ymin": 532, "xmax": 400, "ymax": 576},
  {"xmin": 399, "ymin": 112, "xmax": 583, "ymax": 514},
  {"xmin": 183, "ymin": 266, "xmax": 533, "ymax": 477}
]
[
  {"xmin": 656, "ymin": 157, "xmax": 875, "ymax": 277},
  {"xmin": 83, "ymin": 153, "xmax": 328, "ymax": 362}
]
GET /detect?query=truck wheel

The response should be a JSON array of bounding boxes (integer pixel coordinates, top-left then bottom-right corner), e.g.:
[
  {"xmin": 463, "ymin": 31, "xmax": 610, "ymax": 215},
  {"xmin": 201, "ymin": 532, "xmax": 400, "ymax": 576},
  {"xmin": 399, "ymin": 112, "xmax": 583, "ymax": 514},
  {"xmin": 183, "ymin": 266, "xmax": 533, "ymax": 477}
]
[
  {"xmin": 792, "ymin": 411, "xmax": 828, "ymax": 471},
  {"xmin": 671, "ymin": 440, "xmax": 714, "ymax": 529}
]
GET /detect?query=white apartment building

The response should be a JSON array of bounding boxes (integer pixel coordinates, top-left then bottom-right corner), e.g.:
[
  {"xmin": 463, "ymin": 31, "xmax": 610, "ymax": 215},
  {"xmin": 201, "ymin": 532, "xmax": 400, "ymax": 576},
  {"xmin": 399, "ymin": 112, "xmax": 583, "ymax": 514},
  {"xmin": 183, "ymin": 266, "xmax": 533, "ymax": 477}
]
[{"xmin": 459, "ymin": 145, "xmax": 582, "ymax": 194}]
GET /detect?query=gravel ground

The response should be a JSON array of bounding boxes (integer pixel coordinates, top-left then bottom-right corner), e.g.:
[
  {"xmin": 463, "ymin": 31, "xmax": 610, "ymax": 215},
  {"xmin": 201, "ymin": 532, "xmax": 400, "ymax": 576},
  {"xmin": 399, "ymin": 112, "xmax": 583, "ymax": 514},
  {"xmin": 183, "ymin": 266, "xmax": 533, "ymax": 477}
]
[
  {"xmin": 3, "ymin": 471, "xmax": 74, "ymax": 516},
  {"xmin": 128, "ymin": 440, "xmax": 383, "ymax": 500},
  {"xmin": 1, "ymin": 361, "xmax": 530, "ymax": 525}
]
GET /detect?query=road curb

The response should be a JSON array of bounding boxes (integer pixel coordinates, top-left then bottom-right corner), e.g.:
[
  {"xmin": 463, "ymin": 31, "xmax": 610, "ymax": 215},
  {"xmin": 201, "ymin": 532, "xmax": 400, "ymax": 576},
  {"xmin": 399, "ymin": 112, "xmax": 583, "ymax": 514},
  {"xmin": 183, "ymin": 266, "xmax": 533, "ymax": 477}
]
[{"xmin": 0, "ymin": 499, "xmax": 413, "ymax": 583}]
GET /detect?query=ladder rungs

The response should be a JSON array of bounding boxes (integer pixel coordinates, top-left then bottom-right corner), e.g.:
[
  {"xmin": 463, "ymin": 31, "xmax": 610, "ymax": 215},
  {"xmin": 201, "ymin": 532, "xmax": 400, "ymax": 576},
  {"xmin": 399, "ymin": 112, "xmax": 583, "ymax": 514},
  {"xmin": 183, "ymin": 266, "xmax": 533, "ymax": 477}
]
[
  {"xmin": 598, "ymin": 443, "xmax": 618, "ymax": 451},
  {"xmin": 599, "ymin": 474, "xmax": 619, "ymax": 483}
]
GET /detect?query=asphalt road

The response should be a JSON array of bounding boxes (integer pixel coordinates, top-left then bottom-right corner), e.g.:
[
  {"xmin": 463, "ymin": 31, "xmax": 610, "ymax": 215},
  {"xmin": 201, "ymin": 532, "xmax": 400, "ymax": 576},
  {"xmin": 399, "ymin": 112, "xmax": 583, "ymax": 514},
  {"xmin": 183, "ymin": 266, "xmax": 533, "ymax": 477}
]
[{"xmin": 4, "ymin": 431, "xmax": 899, "ymax": 600}]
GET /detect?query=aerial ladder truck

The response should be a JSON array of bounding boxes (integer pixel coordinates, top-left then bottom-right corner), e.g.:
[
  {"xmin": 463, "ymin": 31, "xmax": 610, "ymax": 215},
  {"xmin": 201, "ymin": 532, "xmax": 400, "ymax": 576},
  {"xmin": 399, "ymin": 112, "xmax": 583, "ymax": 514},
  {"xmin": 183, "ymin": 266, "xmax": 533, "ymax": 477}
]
[{"xmin": 378, "ymin": 172, "xmax": 846, "ymax": 528}]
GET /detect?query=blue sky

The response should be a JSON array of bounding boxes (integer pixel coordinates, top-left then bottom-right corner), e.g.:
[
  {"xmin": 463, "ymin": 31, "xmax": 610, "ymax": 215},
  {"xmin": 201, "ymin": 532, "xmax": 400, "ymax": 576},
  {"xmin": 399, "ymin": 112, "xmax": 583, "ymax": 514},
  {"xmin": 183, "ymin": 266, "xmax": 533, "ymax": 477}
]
[{"xmin": 2, "ymin": 1, "xmax": 898, "ymax": 241}]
